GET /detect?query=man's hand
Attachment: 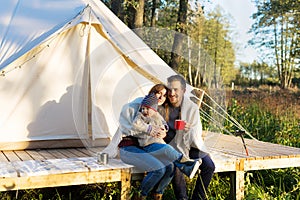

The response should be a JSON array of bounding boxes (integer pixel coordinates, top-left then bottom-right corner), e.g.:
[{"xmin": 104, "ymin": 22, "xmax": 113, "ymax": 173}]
[{"xmin": 184, "ymin": 122, "xmax": 191, "ymax": 132}]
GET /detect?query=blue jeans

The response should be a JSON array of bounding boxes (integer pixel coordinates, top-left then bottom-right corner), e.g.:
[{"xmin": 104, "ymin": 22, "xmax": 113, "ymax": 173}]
[
  {"xmin": 172, "ymin": 148, "xmax": 215, "ymax": 200},
  {"xmin": 120, "ymin": 145, "xmax": 175, "ymax": 196},
  {"xmin": 143, "ymin": 143, "xmax": 182, "ymax": 165}
]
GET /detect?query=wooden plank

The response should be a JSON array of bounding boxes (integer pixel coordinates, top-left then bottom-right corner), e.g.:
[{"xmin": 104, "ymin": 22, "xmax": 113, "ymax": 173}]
[
  {"xmin": 245, "ymin": 144, "xmax": 299, "ymax": 157},
  {"xmin": 244, "ymin": 156, "xmax": 300, "ymax": 170},
  {"xmin": 120, "ymin": 168, "xmax": 131, "ymax": 200},
  {"xmin": 25, "ymin": 150, "xmax": 46, "ymax": 161},
  {"xmin": 65, "ymin": 148, "xmax": 90, "ymax": 157},
  {"xmin": 0, "ymin": 157, "xmax": 133, "ymax": 200},
  {"xmin": 209, "ymin": 151, "xmax": 237, "ymax": 172},
  {"xmin": 3, "ymin": 151, "xmax": 20, "ymax": 161},
  {"xmin": 205, "ymin": 132, "xmax": 300, "ymax": 159},
  {"xmin": 76, "ymin": 148, "xmax": 94, "ymax": 157},
  {"xmin": 209, "ymin": 148, "xmax": 248, "ymax": 158},
  {"xmin": 14, "ymin": 150, "xmax": 33, "ymax": 161},
  {"xmin": 45, "ymin": 149, "xmax": 68, "ymax": 159},
  {"xmin": 229, "ymin": 171, "xmax": 245, "ymax": 200},
  {"xmin": 87, "ymin": 147, "xmax": 104, "ymax": 155},
  {"xmin": 54, "ymin": 149, "xmax": 78, "ymax": 158},
  {"xmin": 0, "ymin": 151, "xmax": 9, "ymax": 162},
  {"xmin": 36, "ymin": 150, "xmax": 57, "ymax": 160},
  {"xmin": 0, "ymin": 169, "xmax": 126, "ymax": 191}
]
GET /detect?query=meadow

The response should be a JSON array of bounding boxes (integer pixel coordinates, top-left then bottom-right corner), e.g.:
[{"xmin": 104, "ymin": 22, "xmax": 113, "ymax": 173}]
[{"xmin": 0, "ymin": 87, "xmax": 299, "ymax": 200}]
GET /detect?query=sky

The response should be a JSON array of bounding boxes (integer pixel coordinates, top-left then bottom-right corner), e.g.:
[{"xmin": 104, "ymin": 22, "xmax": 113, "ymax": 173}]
[{"xmin": 203, "ymin": 0, "xmax": 258, "ymax": 63}]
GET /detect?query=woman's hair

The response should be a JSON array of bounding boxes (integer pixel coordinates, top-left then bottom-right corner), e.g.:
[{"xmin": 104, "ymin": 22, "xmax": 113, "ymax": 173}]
[
  {"xmin": 148, "ymin": 83, "xmax": 168, "ymax": 95},
  {"xmin": 148, "ymin": 83, "xmax": 169, "ymax": 122}
]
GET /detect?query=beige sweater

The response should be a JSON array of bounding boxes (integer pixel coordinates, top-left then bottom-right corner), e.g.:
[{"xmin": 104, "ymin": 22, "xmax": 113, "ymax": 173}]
[{"xmin": 132, "ymin": 112, "xmax": 166, "ymax": 147}]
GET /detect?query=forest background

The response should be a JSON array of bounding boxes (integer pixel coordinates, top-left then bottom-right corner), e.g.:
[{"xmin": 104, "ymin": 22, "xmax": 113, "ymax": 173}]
[
  {"xmin": 101, "ymin": 0, "xmax": 300, "ymax": 199},
  {"xmin": 0, "ymin": 0, "xmax": 299, "ymax": 199}
]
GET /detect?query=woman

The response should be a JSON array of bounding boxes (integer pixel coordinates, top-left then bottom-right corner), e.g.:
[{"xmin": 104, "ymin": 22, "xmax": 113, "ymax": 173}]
[{"xmin": 102, "ymin": 84, "xmax": 172, "ymax": 200}]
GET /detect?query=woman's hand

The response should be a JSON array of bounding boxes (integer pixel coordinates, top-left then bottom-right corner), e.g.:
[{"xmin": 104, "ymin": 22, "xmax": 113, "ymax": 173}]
[
  {"xmin": 156, "ymin": 128, "xmax": 167, "ymax": 138},
  {"xmin": 150, "ymin": 125, "xmax": 166, "ymax": 138}
]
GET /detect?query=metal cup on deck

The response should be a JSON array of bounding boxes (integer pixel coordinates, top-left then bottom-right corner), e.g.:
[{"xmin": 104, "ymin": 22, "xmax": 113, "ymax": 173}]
[{"xmin": 97, "ymin": 152, "xmax": 108, "ymax": 165}]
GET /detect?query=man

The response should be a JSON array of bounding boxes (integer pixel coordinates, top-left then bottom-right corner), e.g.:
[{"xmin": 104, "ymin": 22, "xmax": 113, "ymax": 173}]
[{"xmin": 158, "ymin": 75, "xmax": 215, "ymax": 200}]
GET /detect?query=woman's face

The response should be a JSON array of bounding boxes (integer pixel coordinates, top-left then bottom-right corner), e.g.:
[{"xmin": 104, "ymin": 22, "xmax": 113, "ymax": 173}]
[{"xmin": 155, "ymin": 88, "xmax": 167, "ymax": 106}]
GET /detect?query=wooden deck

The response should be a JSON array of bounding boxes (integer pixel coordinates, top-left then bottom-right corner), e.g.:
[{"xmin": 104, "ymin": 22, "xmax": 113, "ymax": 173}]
[
  {"xmin": 0, "ymin": 132, "xmax": 299, "ymax": 199},
  {"xmin": 0, "ymin": 147, "xmax": 132, "ymax": 200},
  {"xmin": 204, "ymin": 131, "xmax": 300, "ymax": 199}
]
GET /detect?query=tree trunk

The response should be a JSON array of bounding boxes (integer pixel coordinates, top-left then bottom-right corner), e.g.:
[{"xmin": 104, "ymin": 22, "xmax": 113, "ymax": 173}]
[
  {"xmin": 134, "ymin": 0, "xmax": 145, "ymax": 37},
  {"xmin": 151, "ymin": 0, "xmax": 157, "ymax": 27},
  {"xmin": 169, "ymin": 0, "xmax": 188, "ymax": 71},
  {"xmin": 134, "ymin": 0, "xmax": 144, "ymax": 28}
]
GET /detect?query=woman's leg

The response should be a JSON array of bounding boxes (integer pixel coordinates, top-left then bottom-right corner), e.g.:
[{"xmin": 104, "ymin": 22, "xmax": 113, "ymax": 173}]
[
  {"xmin": 143, "ymin": 143, "xmax": 182, "ymax": 165},
  {"xmin": 120, "ymin": 146, "xmax": 166, "ymax": 196},
  {"xmin": 154, "ymin": 163, "xmax": 175, "ymax": 194}
]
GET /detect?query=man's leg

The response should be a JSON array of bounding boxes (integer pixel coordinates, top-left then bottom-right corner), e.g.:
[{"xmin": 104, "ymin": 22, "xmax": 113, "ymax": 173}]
[
  {"xmin": 190, "ymin": 148, "xmax": 215, "ymax": 200},
  {"xmin": 172, "ymin": 167, "xmax": 188, "ymax": 200}
]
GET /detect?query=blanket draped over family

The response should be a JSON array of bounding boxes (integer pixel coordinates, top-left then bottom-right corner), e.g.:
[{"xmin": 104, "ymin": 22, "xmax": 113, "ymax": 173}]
[{"xmin": 101, "ymin": 94, "xmax": 207, "ymax": 160}]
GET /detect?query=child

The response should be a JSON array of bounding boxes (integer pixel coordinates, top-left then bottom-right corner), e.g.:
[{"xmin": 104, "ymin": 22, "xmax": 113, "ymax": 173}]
[{"xmin": 132, "ymin": 93, "xmax": 201, "ymax": 179}]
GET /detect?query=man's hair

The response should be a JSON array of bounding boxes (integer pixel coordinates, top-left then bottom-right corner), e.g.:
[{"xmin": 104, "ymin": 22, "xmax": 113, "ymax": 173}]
[{"xmin": 167, "ymin": 75, "xmax": 186, "ymax": 89}]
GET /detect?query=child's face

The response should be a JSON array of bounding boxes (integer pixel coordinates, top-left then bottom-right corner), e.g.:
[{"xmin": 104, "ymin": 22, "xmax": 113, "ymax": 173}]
[{"xmin": 141, "ymin": 105, "xmax": 156, "ymax": 117}]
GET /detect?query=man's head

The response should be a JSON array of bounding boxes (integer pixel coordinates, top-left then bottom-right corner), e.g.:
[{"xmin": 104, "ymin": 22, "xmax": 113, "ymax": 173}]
[{"xmin": 167, "ymin": 75, "xmax": 186, "ymax": 107}]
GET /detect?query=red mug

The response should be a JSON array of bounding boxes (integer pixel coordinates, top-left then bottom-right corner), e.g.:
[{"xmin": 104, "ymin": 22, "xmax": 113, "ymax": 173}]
[{"xmin": 175, "ymin": 120, "xmax": 185, "ymax": 130}]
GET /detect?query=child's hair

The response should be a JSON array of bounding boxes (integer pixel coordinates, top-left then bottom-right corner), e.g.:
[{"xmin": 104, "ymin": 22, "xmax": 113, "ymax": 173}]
[{"xmin": 141, "ymin": 93, "xmax": 158, "ymax": 111}]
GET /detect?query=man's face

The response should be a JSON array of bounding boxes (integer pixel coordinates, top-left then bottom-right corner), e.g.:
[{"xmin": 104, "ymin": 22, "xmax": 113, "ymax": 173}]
[{"xmin": 167, "ymin": 80, "xmax": 185, "ymax": 107}]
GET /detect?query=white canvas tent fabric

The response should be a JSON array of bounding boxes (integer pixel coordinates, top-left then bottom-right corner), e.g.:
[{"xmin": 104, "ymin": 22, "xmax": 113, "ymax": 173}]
[{"xmin": 0, "ymin": 0, "xmax": 182, "ymax": 149}]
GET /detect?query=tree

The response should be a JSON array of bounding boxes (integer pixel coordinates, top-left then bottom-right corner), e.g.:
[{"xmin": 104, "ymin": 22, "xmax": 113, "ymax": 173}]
[
  {"xmin": 169, "ymin": 0, "xmax": 188, "ymax": 71},
  {"xmin": 199, "ymin": 6, "xmax": 236, "ymax": 87},
  {"xmin": 150, "ymin": 0, "xmax": 158, "ymax": 27},
  {"xmin": 250, "ymin": 0, "xmax": 299, "ymax": 88}
]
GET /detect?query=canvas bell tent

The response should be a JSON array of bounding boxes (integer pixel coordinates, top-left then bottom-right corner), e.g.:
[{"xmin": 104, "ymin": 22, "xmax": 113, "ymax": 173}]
[{"xmin": 0, "ymin": 0, "xmax": 182, "ymax": 150}]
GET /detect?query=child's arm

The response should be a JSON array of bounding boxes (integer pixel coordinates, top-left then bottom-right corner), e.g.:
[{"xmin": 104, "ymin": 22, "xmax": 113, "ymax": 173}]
[{"xmin": 132, "ymin": 112, "xmax": 160, "ymax": 137}]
